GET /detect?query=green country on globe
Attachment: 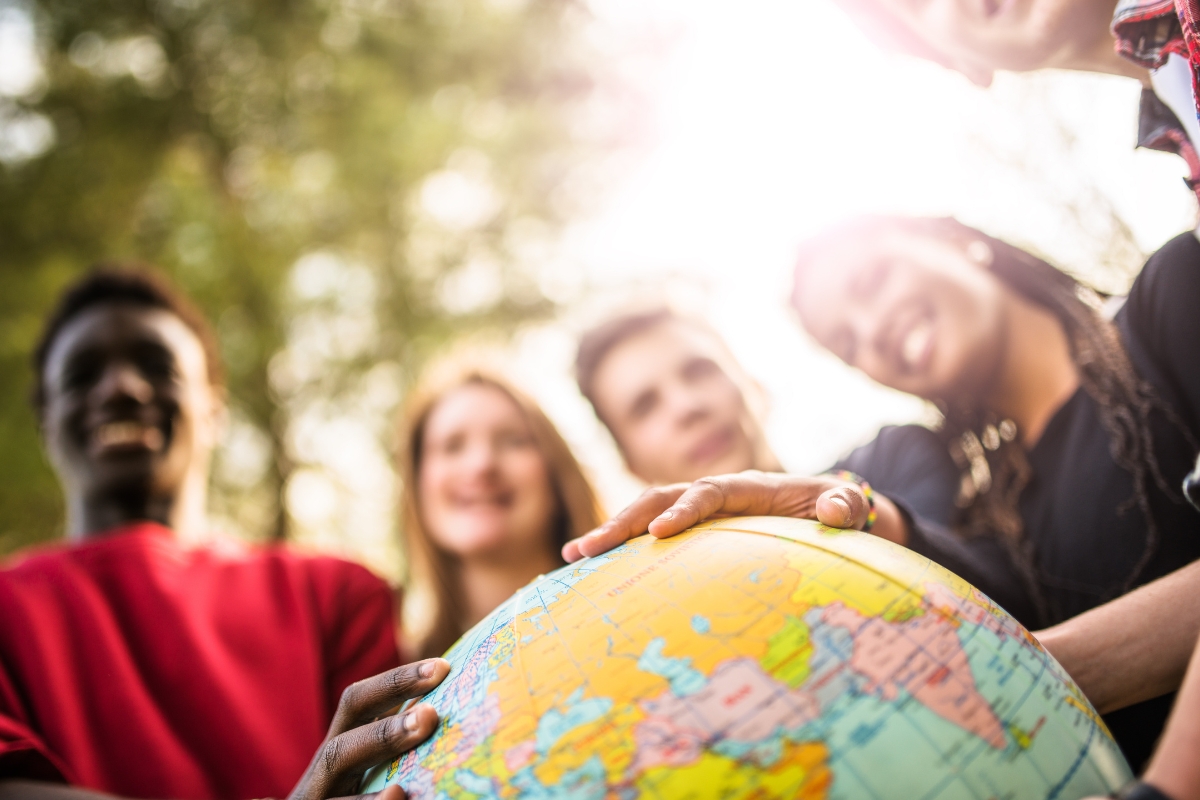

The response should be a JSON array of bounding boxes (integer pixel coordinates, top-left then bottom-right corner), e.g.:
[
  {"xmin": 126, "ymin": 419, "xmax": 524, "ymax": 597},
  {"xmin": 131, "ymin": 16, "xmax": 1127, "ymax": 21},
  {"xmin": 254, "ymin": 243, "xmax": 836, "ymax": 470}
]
[{"xmin": 364, "ymin": 516, "xmax": 1133, "ymax": 799}]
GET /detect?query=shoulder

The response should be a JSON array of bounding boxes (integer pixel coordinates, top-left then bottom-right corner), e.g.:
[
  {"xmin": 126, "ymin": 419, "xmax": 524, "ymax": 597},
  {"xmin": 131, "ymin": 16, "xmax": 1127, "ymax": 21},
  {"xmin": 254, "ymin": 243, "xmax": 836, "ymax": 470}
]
[
  {"xmin": 840, "ymin": 424, "xmax": 951, "ymax": 472},
  {"xmin": 262, "ymin": 548, "xmax": 395, "ymax": 614},
  {"xmin": 1122, "ymin": 231, "xmax": 1200, "ymax": 328}
]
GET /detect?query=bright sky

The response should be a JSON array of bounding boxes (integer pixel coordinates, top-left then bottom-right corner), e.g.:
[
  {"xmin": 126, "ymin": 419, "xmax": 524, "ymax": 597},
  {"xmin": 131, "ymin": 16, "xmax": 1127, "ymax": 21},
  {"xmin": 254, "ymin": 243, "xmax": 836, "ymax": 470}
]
[{"xmin": 507, "ymin": 0, "xmax": 1198, "ymax": 515}]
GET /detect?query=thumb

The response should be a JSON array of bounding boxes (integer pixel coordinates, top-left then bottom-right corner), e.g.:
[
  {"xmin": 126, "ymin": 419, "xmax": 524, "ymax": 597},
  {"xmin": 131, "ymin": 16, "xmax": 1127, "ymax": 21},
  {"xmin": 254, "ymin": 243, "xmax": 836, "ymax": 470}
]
[{"xmin": 815, "ymin": 486, "xmax": 869, "ymax": 530}]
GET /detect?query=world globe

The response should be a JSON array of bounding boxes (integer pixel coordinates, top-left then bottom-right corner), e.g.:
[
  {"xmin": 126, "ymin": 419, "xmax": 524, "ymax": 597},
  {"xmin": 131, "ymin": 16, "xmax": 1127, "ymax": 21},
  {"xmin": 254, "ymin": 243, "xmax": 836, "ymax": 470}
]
[{"xmin": 365, "ymin": 517, "xmax": 1132, "ymax": 799}]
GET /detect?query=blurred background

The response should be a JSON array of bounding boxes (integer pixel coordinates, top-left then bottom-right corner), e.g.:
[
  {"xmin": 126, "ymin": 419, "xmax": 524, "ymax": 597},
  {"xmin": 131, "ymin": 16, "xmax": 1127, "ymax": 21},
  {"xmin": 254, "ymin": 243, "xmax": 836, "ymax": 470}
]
[{"xmin": 1, "ymin": 0, "xmax": 1195, "ymax": 580}]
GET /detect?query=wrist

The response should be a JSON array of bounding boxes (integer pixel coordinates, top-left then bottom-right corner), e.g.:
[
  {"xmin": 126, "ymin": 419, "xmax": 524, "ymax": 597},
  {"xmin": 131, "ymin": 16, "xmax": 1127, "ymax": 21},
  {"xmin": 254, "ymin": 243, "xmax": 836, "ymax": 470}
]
[{"xmin": 1113, "ymin": 780, "xmax": 1177, "ymax": 800}]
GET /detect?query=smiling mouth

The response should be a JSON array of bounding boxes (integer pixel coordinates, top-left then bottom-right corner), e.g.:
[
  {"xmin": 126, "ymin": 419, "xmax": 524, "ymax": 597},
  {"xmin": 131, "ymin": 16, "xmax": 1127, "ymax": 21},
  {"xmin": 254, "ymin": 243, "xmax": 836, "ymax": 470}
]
[
  {"xmin": 901, "ymin": 317, "xmax": 933, "ymax": 373},
  {"xmin": 687, "ymin": 426, "xmax": 738, "ymax": 466},
  {"xmin": 91, "ymin": 421, "xmax": 165, "ymax": 455},
  {"xmin": 452, "ymin": 492, "xmax": 515, "ymax": 511}
]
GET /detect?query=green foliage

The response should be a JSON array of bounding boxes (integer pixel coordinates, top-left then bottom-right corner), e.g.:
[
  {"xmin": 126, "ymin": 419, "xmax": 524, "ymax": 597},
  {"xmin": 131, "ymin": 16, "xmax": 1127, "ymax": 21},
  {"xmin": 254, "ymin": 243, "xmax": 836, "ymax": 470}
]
[{"xmin": 0, "ymin": 0, "xmax": 597, "ymax": 555}]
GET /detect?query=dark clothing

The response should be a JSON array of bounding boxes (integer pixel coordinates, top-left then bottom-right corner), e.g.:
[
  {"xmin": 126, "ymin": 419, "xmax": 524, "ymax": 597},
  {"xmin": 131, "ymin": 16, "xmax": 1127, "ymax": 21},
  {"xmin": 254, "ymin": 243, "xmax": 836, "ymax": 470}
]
[
  {"xmin": 0, "ymin": 522, "xmax": 402, "ymax": 799},
  {"xmin": 835, "ymin": 232, "xmax": 1200, "ymax": 770},
  {"xmin": 836, "ymin": 423, "xmax": 960, "ymax": 529}
]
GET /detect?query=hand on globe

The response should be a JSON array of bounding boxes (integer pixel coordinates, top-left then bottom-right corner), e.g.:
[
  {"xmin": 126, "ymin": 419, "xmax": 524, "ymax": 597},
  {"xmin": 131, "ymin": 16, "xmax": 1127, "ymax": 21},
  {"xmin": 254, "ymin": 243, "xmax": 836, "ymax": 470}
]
[
  {"xmin": 286, "ymin": 658, "xmax": 451, "ymax": 800},
  {"xmin": 563, "ymin": 471, "xmax": 885, "ymax": 562}
]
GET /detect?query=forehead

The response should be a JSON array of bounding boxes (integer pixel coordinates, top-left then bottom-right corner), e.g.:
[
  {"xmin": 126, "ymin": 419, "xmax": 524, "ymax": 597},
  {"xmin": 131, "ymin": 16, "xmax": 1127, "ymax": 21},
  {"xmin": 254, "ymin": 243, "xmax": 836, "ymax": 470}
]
[
  {"xmin": 43, "ymin": 304, "xmax": 208, "ymax": 381},
  {"xmin": 424, "ymin": 382, "xmax": 527, "ymax": 436},
  {"xmin": 794, "ymin": 228, "xmax": 937, "ymax": 319},
  {"xmin": 593, "ymin": 319, "xmax": 727, "ymax": 396}
]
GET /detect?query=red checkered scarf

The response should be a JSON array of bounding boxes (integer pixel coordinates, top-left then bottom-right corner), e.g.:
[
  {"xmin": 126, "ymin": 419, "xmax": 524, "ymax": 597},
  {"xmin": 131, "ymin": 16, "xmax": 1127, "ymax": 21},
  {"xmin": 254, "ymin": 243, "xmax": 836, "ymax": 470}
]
[{"xmin": 1114, "ymin": 0, "xmax": 1200, "ymax": 199}]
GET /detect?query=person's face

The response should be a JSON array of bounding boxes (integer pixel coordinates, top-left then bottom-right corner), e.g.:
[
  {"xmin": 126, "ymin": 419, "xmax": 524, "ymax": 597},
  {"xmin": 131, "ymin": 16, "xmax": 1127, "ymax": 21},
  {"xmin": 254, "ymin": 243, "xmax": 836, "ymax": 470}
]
[
  {"xmin": 590, "ymin": 320, "xmax": 760, "ymax": 485},
  {"xmin": 794, "ymin": 227, "xmax": 1007, "ymax": 403},
  {"xmin": 41, "ymin": 304, "xmax": 221, "ymax": 511},
  {"xmin": 870, "ymin": 0, "xmax": 1112, "ymax": 84},
  {"xmin": 418, "ymin": 384, "xmax": 559, "ymax": 563}
]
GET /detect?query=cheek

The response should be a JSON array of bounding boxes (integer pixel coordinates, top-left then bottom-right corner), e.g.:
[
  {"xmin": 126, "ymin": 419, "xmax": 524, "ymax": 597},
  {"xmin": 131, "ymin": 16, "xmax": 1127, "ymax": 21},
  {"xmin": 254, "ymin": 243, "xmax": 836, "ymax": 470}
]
[
  {"xmin": 503, "ymin": 452, "xmax": 555, "ymax": 510},
  {"xmin": 416, "ymin": 461, "xmax": 454, "ymax": 532}
]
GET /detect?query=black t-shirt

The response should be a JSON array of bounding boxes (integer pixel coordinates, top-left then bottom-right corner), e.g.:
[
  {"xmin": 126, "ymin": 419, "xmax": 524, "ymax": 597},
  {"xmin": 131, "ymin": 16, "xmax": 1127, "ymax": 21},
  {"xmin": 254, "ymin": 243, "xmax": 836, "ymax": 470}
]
[{"xmin": 832, "ymin": 231, "xmax": 1200, "ymax": 770}]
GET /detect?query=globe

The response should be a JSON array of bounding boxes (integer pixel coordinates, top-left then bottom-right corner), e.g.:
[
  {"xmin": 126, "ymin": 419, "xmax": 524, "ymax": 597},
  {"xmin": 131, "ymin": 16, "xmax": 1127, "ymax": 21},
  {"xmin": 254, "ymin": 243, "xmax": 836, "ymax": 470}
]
[{"xmin": 365, "ymin": 517, "xmax": 1132, "ymax": 799}]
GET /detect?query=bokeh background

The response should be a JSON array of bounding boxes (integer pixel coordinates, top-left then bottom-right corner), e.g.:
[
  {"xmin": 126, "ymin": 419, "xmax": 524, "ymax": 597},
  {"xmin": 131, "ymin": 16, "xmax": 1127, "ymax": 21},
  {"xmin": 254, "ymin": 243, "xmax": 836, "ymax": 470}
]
[{"xmin": 1, "ymin": 0, "xmax": 1195, "ymax": 580}]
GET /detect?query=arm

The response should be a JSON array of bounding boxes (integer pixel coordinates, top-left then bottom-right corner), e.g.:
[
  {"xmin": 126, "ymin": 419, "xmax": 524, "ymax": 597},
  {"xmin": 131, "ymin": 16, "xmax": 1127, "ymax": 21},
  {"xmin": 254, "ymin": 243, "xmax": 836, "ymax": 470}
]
[
  {"xmin": 1036, "ymin": 560, "xmax": 1200, "ymax": 715},
  {"xmin": 0, "ymin": 660, "xmax": 450, "ymax": 800},
  {"xmin": 1140, "ymin": 630, "xmax": 1200, "ymax": 800},
  {"xmin": 562, "ymin": 470, "xmax": 909, "ymax": 562}
]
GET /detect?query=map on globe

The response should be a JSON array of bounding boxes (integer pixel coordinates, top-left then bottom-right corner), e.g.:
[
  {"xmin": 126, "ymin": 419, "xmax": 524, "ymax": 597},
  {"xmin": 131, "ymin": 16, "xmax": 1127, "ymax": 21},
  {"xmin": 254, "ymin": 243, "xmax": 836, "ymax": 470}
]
[{"xmin": 364, "ymin": 516, "xmax": 1132, "ymax": 799}]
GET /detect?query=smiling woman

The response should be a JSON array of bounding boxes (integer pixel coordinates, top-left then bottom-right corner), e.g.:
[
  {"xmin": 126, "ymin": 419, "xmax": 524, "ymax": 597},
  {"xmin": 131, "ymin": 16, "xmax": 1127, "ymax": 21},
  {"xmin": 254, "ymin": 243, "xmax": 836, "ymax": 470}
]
[
  {"xmin": 397, "ymin": 361, "xmax": 605, "ymax": 660},
  {"xmin": 791, "ymin": 216, "xmax": 1200, "ymax": 769}
]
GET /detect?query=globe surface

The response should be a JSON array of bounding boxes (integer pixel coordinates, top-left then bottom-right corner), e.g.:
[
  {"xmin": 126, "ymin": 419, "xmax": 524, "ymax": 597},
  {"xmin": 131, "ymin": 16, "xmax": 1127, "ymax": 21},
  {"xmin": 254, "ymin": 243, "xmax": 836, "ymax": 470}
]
[{"xmin": 366, "ymin": 517, "xmax": 1132, "ymax": 799}]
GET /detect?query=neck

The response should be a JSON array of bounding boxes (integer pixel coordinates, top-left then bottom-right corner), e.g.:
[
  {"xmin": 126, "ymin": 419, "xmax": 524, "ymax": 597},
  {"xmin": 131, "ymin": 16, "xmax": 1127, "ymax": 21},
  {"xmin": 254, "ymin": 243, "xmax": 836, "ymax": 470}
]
[
  {"xmin": 988, "ymin": 294, "xmax": 1080, "ymax": 448},
  {"xmin": 67, "ymin": 467, "xmax": 209, "ymax": 543},
  {"xmin": 1052, "ymin": 0, "xmax": 1151, "ymax": 85},
  {"xmin": 458, "ymin": 545, "xmax": 561, "ymax": 629}
]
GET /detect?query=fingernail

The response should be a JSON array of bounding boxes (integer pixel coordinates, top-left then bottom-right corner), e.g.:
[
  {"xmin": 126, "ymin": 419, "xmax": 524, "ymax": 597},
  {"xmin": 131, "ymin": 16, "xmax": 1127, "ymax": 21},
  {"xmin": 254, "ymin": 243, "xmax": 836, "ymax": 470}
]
[
  {"xmin": 830, "ymin": 497, "xmax": 850, "ymax": 521},
  {"xmin": 402, "ymin": 712, "xmax": 418, "ymax": 731},
  {"xmin": 419, "ymin": 660, "xmax": 435, "ymax": 678},
  {"xmin": 656, "ymin": 510, "xmax": 674, "ymax": 521}
]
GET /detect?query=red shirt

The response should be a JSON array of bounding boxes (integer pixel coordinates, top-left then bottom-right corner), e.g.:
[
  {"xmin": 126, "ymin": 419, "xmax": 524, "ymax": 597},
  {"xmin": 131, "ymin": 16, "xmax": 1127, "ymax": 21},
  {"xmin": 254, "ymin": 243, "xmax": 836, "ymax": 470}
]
[{"xmin": 0, "ymin": 522, "xmax": 401, "ymax": 799}]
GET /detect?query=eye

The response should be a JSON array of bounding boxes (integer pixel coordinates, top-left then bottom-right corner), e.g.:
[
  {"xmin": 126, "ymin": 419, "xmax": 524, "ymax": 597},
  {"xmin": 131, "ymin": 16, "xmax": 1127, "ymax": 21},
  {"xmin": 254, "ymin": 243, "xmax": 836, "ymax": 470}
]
[
  {"xmin": 681, "ymin": 357, "xmax": 719, "ymax": 383},
  {"xmin": 60, "ymin": 354, "xmax": 102, "ymax": 393},
  {"xmin": 435, "ymin": 431, "xmax": 467, "ymax": 456},
  {"xmin": 628, "ymin": 390, "xmax": 658, "ymax": 422},
  {"xmin": 496, "ymin": 429, "xmax": 533, "ymax": 450},
  {"xmin": 132, "ymin": 343, "xmax": 178, "ymax": 381}
]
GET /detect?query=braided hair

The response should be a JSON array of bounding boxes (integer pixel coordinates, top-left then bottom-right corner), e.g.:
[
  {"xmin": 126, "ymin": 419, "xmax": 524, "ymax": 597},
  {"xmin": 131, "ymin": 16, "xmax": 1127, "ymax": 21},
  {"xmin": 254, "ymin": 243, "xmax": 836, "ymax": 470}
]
[{"xmin": 797, "ymin": 216, "xmax": 1193, "ymax": 626}]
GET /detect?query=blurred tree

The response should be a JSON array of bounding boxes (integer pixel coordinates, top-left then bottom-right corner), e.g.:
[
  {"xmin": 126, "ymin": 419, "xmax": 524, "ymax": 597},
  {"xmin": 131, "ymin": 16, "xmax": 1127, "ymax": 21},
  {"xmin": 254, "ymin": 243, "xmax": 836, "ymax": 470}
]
[{"xmin": 0, "ymin": 0, "xmax": 602, "ymax": 559}]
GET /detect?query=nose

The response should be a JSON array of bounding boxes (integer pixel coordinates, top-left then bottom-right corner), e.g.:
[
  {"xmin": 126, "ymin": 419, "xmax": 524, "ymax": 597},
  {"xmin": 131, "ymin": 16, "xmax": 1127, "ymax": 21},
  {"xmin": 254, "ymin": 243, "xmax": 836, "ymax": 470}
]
[
  {"xmin": 94, "ymin": 361, "xmax": 154, "ymax": 408},
  {"xmin": 664, "ymin": 381, "xmax": 710, "ymax": 429},
  {"xmin": 461, "ymin": 438, "xmax": 501, "ymax": 474}
]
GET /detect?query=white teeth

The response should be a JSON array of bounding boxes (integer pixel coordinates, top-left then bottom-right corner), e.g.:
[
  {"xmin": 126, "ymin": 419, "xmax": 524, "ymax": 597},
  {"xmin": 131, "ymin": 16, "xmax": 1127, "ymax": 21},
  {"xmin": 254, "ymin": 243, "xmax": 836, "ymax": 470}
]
[
  {"xmin": 94, "ymin": 422, "xmax": 163, "ymax": 450},
  {"xmin": 901, "ymin": 319, "xmax": 932, "ymax": 369}
]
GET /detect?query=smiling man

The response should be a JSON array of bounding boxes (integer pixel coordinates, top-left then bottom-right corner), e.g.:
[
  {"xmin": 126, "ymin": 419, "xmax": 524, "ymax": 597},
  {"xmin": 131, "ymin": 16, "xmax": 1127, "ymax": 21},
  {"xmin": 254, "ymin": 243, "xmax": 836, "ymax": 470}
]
[
  {"xmin": 840, "ymin": 0, "xmax": 1200, "ymax": 202},
  {"xmin": 0, "ymin": 267, "xmax": 447, "ymax": 800},
  {"xmin": 575, "ymin": 309, "xmax": 782, "ymax": 486}
]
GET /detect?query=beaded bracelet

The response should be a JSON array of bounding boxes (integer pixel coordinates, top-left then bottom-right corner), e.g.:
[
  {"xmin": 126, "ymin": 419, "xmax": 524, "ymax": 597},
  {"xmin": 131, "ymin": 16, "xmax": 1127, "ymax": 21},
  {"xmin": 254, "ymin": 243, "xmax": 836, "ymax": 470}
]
[{"xmin": 828, "ymin": 470, "xmax": 877, "ymax": 533}]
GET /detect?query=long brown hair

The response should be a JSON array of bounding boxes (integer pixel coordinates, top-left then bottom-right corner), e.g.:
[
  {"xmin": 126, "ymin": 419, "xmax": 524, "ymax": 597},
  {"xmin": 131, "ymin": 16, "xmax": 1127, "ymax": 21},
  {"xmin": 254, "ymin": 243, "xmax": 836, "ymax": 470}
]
[
  {"xmin": 796, "ymin": 216, "xmax": 1195, "ymax": 626},
  {"xmin": 397, "ymin": 361, "xmax": 605, "ymax": 659}
]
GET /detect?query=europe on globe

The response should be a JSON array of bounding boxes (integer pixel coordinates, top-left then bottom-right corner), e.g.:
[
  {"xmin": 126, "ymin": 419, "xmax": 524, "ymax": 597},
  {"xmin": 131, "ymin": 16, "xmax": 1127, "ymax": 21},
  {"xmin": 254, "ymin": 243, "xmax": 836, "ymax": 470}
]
[{"xmin": 364, "ymin": 516, "xmax": 1132, "ymax": 799}]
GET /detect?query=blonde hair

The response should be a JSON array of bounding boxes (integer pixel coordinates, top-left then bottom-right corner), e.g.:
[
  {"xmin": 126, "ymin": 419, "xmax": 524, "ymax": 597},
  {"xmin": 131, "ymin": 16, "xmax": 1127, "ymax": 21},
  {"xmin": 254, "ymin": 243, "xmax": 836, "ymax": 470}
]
[{"xmin": 398, "ymin": 362, "xmax": 605, "ymax": 659}]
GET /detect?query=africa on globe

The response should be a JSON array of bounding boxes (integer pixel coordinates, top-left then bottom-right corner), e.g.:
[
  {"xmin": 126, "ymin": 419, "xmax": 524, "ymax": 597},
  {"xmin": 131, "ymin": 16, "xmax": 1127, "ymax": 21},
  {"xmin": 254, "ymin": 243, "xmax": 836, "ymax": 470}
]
[{"xmin": 364, "ymin": 517, "xmax": 1132, "ymax": 799}]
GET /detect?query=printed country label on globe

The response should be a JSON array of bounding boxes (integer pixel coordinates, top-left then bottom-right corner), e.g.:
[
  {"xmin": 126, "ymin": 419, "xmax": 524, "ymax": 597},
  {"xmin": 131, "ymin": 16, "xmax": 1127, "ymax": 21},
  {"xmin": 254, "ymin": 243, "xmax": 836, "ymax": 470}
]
[{"xmin": 364, "ymin": 517, "xmax": 1132, "ymax": 799}]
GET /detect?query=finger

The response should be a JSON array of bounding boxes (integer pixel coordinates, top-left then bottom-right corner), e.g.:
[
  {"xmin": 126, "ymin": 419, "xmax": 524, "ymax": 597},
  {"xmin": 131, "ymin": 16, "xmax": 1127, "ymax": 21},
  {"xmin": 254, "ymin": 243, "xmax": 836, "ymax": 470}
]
[
  {"xmin": 645, "ymin": 479, "xmax": 729, "ymax": 538},
  {"xmin": 314, "ymin": 704, "xmax": 439, "ymax": 798},
  {"xmin": 329, "ymin": 660, "xmax": 450, "ymax": 737},
  {"xmin": 571, "ymin": 485, "xmax": 689, "ymax": 560},
  {"xmin": 561, "ymin": 538, "xmax": 582, "ymax": 563},
  {"xmin": 815, "ymin": 486, "xmax": 869, "ymax": 530},
  {"xmin": 338, "ymin": 783, "xmax": 409, "ymax": 800}
]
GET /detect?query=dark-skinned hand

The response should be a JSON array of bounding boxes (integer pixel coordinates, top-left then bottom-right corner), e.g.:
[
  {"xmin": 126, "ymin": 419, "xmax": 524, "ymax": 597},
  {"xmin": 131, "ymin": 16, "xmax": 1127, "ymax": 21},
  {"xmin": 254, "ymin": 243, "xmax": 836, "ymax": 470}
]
[
  {"xmin": 562, "ymin": 470, "xmax": 905, "ymax": 563},
  {"xmin": 286, "ymin": 658, "xmax": 450, "ymax": 800}
]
